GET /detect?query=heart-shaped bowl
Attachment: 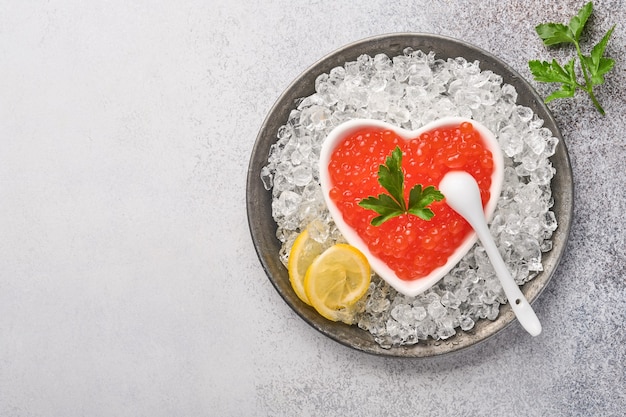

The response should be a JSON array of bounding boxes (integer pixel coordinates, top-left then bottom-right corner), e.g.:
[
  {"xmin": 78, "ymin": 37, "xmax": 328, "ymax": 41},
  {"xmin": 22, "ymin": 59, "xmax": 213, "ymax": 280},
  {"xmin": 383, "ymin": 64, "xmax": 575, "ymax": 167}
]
[{"xmin": 319, "ymin": 117, "xmax": 504, "ymax": 297}]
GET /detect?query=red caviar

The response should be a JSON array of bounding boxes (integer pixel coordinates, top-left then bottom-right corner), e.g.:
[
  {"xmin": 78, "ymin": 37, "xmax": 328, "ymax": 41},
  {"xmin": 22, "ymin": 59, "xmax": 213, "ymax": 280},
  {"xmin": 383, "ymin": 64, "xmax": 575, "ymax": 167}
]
[{"xmin": 328, "ymin": 122, "xmax": 494, "ymax": 281}]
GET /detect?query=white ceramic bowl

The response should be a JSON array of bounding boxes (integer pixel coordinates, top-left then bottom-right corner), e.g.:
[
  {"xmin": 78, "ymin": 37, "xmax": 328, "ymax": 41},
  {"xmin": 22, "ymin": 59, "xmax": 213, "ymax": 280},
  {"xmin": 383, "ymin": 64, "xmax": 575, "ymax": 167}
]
[{"xmin": 319, "ymin": 117, "xmax": 504, "ymax": 297}]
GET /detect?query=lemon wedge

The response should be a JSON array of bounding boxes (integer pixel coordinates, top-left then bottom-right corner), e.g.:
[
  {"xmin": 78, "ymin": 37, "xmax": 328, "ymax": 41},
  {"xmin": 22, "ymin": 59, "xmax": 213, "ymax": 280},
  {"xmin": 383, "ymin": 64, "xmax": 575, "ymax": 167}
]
[
  {"xmin": 288, "ymin": 228, "xmax": 325, "ymax": 306},
  {"xmin": 304, "ymin": 244, "xmax": 371, "ymax": 323}
]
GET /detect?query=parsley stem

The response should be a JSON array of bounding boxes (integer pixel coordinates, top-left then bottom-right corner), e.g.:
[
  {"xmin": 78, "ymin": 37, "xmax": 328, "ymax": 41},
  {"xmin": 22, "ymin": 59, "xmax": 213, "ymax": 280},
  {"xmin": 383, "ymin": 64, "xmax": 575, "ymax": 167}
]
[
  {"xmin": 574, "ymin": 41, "xmax": 606, "ymax": 115},
  {"xmin": 586, "ymin": 86, "xmax": 605, "ymax": 115}
]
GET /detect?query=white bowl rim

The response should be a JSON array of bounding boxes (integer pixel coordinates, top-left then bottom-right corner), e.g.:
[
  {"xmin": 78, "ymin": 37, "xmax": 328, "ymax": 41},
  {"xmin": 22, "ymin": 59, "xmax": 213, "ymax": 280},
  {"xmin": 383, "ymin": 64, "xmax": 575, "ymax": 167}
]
[{"xmin": 319, "ymin": 117, "xmax": 505, "ymax": 297}]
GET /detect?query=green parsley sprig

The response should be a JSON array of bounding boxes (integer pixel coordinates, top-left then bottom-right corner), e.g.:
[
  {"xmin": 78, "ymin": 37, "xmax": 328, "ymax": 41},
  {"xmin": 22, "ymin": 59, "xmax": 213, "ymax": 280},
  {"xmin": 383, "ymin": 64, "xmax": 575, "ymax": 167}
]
[
  {"xmin": 529, "ymin": 1, "xmax": 615, "ymax": 115},
  {"xmin": 358, "ymin": 146, "xmax": 444, "ymax": 226}
]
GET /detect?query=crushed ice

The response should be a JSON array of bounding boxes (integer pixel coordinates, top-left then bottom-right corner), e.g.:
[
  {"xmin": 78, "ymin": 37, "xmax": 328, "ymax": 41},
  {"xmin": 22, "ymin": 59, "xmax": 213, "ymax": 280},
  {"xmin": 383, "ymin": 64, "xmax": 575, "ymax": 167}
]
[{"xmin": 262, "ymin": 49, "xmax": 558, "ymax": 348}]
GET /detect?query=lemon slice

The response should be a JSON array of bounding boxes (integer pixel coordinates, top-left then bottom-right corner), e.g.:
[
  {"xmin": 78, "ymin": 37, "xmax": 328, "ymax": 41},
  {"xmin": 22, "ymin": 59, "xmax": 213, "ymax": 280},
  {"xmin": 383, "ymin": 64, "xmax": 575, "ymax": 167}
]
[
  {"xmin": 288, "ymin": 228, "xmax": 325, "ymax": 305},
  {"xmin": 304, "ymin": 244, "xmax": 371, "ymax": 323}
]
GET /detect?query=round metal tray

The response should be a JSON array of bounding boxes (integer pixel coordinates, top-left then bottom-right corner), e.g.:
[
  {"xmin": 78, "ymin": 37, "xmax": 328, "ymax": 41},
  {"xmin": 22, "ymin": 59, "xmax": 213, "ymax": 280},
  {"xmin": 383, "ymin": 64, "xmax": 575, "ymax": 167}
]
[{"xmin": 246, "ymin": 33, "xmax": 573, "ymax": 357}]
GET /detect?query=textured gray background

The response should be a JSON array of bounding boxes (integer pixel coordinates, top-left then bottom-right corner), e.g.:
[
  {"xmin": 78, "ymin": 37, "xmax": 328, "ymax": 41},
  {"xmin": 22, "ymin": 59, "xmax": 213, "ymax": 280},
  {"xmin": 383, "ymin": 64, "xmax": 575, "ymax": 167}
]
[{"xmin": 1, "ymin": 0, "xmax": 624, "ymax": 416}]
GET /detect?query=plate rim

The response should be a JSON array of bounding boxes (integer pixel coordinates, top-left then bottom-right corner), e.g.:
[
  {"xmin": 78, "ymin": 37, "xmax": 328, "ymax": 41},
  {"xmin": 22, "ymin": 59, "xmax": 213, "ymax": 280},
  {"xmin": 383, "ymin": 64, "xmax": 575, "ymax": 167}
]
[{"xmin": 246, "ymin": 32, "xmax": 574, "ymax": 357}]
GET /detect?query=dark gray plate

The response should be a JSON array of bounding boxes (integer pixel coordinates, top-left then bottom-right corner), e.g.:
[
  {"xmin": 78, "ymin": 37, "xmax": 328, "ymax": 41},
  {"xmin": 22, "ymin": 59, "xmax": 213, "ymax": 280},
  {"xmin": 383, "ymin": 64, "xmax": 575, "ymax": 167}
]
[{"xmin": 246, "ymin": 33, "xmax": 573, "ymax": 357}]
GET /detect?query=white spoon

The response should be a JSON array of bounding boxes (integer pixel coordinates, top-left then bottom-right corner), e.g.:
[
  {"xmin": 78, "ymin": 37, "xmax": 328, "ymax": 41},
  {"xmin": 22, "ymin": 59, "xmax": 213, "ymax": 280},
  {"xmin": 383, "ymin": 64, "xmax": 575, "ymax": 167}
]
[{"xmin": 439, "ymin": 171, "xmax": 542, "ymax": 337}]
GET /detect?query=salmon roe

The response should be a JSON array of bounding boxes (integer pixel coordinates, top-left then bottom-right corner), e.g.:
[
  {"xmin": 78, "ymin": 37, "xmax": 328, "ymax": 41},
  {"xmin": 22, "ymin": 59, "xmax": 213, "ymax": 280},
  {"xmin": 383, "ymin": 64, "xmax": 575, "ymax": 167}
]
[{"xmin": 328, "ymin": 122, "xmax": 494, "ymax": 281}]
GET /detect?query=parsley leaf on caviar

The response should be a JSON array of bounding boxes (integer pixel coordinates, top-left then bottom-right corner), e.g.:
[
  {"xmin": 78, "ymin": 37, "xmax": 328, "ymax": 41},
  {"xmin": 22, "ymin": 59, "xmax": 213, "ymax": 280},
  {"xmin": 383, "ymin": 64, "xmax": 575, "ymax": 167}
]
[
  {"xmin": 358, "ymin": 146, "xmax": 444, "ymax": 226},
  {"xmin": 529, "ymin": 1, "xmax": 615, "ymax": 115},
  {"xmin": 374, "ymin": 146, "xmax": 406, "ymax": 211},
  {"xmin": 407, "ymin": 184, "xmax": 443, "ymax": 221},
  {"xmin": 359, "ymin": 193, "xmax": 405, "ymax": 227}
]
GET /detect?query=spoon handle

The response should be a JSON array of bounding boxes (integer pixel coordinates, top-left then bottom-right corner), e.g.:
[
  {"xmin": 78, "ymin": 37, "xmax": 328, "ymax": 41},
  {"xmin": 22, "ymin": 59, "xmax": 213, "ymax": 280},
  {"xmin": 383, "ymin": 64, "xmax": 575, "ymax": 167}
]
[{"xmin": 468, "ymin": 213, "xmax": 543, "ymax": 337}]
